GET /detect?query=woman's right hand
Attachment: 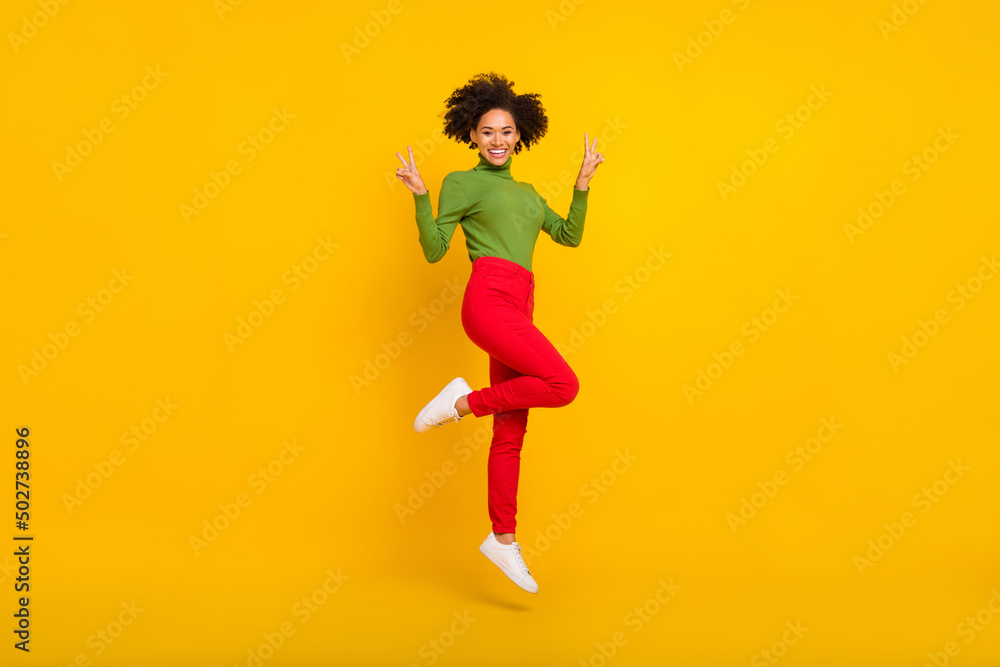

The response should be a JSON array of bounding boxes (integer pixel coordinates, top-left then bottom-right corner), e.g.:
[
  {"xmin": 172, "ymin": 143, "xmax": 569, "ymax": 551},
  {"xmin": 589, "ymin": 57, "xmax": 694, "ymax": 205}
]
[{"xmin": 396, "ymin": 145, "xmax": 427, "ymax": 195}]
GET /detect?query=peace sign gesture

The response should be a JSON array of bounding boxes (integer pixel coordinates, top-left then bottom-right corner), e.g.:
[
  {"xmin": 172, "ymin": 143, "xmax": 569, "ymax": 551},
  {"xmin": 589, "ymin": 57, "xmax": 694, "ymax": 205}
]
[
  {"xmin": 575, "ymin": 132, "xmax": 605, "ymax": 190},
  {"xmin": 395, "ymin": 144, "xmax": 428, "ymax": 195}
]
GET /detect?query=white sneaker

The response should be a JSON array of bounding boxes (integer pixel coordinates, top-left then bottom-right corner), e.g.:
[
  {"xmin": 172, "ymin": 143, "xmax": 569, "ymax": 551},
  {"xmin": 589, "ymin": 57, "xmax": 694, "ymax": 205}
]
[
  {"xmin": 413, "ymin": 377, "xmax": 473, "ymax": 433},
  {"xmin": 479, "ymin": 532, "xmax": 539, "ymax": 593}
]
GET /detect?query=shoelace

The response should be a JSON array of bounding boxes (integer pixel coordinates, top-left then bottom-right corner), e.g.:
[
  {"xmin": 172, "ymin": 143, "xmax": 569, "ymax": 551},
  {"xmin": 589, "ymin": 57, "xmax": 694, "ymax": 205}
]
[
  {"xmin": 432, "ymin": 410, "xmax": 462, "ymax": 427},
  {"xmin": 510, "ymin": 542, "xmax": 531, "ymax": 576}
]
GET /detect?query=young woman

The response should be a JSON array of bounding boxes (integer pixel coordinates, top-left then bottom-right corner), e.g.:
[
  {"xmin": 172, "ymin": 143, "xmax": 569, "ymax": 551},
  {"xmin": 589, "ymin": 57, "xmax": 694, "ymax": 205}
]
[{"xmin": 395, "ymin": 72, "xmax": 604, "ymax": 594}]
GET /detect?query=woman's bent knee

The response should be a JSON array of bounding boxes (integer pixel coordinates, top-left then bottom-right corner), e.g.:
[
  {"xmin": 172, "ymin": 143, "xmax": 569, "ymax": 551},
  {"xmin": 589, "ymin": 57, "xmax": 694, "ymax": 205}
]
[{"xmin": 552, "ymin": 369, "xmax": 579, "ymax": 407}]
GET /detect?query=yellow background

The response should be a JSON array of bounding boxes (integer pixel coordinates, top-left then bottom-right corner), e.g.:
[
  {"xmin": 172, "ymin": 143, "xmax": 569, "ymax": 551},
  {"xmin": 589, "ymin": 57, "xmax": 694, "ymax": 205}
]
[{"xmin": 2, "ymin": 0, "xmax": 998, "ymax": 665}]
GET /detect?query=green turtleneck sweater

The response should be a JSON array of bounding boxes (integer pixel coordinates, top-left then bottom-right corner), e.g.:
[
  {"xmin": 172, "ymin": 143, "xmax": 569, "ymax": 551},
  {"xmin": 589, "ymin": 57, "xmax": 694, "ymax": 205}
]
[{"xmin": 412, "ymin": 152, "xmax": 589, "ymax": 272}]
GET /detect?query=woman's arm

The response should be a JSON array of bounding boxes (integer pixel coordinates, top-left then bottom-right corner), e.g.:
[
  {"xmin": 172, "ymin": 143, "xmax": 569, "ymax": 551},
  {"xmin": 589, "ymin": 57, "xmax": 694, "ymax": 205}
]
[
  {"xmin": 413, "ymin": 173, "xmax": 468, "ymax": 263},
  {"xmin": 537, "ymin": 186, "xmax": 588, "ymax": 248},
  {"xmin": 539, "ymin": 131, "xmax": 605, "ymax": 248},
  {"xmin": 397, "ymin": 145, "xmax": 468, "ymax": 263}
]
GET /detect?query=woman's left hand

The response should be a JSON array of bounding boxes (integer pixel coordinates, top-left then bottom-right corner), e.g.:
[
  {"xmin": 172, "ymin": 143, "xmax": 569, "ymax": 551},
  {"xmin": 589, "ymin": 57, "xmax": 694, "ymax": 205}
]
[{"xmin": 576, "ymin": 132, "xmax": 605, "ymax": 189}]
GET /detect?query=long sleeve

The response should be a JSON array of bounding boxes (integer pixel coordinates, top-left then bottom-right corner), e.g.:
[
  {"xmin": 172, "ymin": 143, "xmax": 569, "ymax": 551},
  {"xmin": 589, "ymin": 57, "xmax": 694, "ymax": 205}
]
[
  {"xmin": 536, "ymin": 185, "xmax": 589, "ymax": 248},
  {"xmin": 412, "ymin": 173, "xmax": 469, "ymax": 263}
]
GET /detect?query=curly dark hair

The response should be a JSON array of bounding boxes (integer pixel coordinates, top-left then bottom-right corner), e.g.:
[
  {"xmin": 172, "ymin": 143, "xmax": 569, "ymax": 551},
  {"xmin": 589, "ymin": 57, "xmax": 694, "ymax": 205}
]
[{"xmin": 440, "ymin": 72, "xmax": 548, "ymax": 155}]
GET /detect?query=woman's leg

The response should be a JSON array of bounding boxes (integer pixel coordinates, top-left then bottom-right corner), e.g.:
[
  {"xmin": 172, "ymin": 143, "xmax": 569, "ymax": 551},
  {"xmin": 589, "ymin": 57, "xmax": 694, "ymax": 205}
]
[
  {"xmin": 462, "ymin": 260, "xmax": 552, "ymax": 593},
  {"xmin": 460, "ymin": 272, "xmax": 579, "ymax": 418},
  {"xmin": 459, "ymin": 262, "xmax": 573, "ymax": 542},
  {"xmin": 486, "ymin": 352, "xmax": 529, "ymax": 541}
]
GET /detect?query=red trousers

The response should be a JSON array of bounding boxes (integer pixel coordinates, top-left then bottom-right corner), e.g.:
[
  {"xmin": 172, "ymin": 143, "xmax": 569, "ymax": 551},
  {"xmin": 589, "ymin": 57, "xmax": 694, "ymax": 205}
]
[{"xmin": 461, "ymin": 256, "xmax": 580, "ymax": 534}]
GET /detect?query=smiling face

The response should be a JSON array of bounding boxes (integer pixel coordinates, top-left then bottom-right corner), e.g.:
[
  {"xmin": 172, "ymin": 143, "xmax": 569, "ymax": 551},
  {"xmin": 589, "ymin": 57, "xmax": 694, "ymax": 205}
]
[{"xmin": 470, "ymin": 108, "xmax": 520, "ymax": 165}]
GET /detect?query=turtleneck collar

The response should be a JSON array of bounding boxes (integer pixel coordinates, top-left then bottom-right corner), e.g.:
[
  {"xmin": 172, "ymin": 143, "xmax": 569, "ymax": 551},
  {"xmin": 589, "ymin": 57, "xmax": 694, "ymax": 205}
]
[{"xmin": 473, "ymin": 151, "xmax": 513, "ymax": 179}]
